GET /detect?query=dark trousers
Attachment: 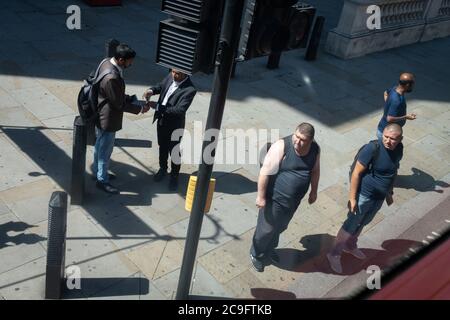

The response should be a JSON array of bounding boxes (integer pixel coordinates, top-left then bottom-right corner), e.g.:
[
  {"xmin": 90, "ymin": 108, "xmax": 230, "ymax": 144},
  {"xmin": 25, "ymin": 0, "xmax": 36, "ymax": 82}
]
[
  {"xmin": 251, "ymin": 200, "xmax": 296, "ymax": 259},
  {"xmin": 157, "ymin": 118, "xmax": 184, "ymax": 175}
]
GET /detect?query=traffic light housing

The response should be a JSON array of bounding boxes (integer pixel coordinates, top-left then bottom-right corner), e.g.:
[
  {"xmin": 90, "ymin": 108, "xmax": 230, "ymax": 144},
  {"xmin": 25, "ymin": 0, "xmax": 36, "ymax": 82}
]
[
  {"xmin": 156, "ymin": 0, "xmax": 224, "ymax": 75},
  {"xmin": 238, "ymin": 0, "xmax": 316, "ymax": 60}
]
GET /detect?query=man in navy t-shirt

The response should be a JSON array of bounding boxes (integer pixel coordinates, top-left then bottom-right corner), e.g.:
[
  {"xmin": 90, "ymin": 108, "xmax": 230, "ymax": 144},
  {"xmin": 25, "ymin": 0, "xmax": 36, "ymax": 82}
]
[
  {"xmin": 377, "ymin": 73, "xmax": 417, "ymax": 139},
  {"xmin": 327, "ymin": 123, "xmax": 404, "ymax": 274}
]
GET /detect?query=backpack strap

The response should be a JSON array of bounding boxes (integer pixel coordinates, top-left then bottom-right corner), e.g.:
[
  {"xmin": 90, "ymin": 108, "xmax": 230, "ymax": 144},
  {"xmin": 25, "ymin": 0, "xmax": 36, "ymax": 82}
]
[
  {"xmin": 371, "ymin": 140, "xmax": 380, "ymax": 161},
  {"xmin": 367, "ymin": 140, "xmax": 380, "ymax": 175},
  {"xmin": 94, "ymin": 68, "xmax": 116, "ymax": 85},
  {"xmin": 91, "ymin": 58, "xmax": 109, "ymax": 80}
]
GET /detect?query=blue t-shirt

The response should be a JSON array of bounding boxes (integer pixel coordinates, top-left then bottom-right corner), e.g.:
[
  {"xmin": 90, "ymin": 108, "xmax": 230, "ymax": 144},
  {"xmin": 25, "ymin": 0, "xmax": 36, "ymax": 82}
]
[
  {"xmin": 358, "ymin": 141, "xmax": 403, "ymax": 200},
  {"xmin": 377, "ymin": 86, "xmax": 407, "ymax": 132}
]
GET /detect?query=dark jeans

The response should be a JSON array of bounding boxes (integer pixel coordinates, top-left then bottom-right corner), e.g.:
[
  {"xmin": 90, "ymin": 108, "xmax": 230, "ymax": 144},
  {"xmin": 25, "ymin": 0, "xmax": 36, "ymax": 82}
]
[
  {"xmin": 251, "ymin": 200, "xmax": 297, "ymax": 259},
  {"xmin": 342, "ymin": 193, "xmax": 384, "ymax": 235},
  {"xmin": 157, "ymin": 118, "xmax": 184, "ymax": 175}
]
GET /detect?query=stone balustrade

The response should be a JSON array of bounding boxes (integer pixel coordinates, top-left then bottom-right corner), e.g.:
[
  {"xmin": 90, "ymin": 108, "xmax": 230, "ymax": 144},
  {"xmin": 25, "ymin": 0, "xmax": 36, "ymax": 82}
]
[
  {"xmin": 325, "ymin": 0, "xmax": 450, "ymax": 59},
  {"xmin": 380, "ymin": 0, "xmax": 428, "ymax": 26},
  {"xmin": 438, "ymin": 0, "xmax": 450, "ymax": 16}
]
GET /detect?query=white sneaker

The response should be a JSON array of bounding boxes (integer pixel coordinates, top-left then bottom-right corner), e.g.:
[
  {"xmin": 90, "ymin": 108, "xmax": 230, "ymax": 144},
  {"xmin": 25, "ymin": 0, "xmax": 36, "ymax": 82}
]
[
  {"xmin": 326, "ymin": 253, "xmax": 343, "ymax": 274},
  {"xmin": 343, "ymin": 248, "xmax": 366, "ymax": 260}
]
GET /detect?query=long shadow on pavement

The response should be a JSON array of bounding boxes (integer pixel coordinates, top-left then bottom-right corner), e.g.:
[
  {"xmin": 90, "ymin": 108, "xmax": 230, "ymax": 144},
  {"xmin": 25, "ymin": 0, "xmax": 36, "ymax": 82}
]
[
  {"xmin": 1, "ymin": 125, "xmax": 246, "ymax": 239},
  {"xmin": 0, "ymin": 124, "xmax": 249, "ymax": 297},
  {"xmin": 271, "ymin": 233, "xmax": 422, "ymax": 276},
  {"xmin": 0, "ymin": 124, "xmax": 253, "ymax": 240},
  {"xmin": 395, "ymin": 167, "xmax": 450, "ymax": 193},
  {"xmin": 0, "ymin": 221, "xmax": 45, "ymax": 249}
]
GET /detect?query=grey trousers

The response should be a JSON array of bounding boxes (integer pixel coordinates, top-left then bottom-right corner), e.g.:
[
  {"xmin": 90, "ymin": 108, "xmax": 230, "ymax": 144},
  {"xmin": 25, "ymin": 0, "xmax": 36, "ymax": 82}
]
[{"xmin": 250, "ymin": 200, "xmax": 297, "ymax": 259}]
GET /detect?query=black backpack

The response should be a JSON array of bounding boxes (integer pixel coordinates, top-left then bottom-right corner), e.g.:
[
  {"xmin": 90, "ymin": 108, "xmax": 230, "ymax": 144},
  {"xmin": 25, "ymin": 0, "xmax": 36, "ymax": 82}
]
[
  {"xmin": 77, "ymin": 59, "xmax": 116, "ymax": 122},
  {"xmin": 349, "ymin": 140, "xmax": 380, "ymax": 181}
]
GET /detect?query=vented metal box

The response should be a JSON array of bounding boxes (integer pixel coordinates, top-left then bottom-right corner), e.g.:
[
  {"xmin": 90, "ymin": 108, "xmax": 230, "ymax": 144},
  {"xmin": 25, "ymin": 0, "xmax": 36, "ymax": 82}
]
[
  {"xmin": 156, "ymin": 0, "xmax": 224, "ymax": 74},
  {"xmin": 156, "ymin": 19, "xmax": 201, "ymax": 75}
]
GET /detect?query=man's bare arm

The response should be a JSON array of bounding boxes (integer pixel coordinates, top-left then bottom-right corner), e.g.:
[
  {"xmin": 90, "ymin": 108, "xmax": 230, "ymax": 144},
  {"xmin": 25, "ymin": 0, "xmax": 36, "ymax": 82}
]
[
  {"xmin": 349, "ymin": 161, "xmax": 366, "ymax": 212},
  {"xmin": 308, "ymin": 152, "xmax": 320, "ymax": 204},
  {"xmin": 256, "ymin": 140, "xmax": 284, "ymax": 208}
]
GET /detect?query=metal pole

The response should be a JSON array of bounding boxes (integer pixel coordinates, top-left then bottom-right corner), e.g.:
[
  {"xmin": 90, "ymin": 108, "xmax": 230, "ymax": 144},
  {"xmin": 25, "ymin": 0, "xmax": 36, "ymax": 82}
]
[
  {"xmin": 175, "ymin": 0, "xmax": 245, "ymax": 300},
  {"xmin": 305, "ymin": 16, "xmax": 325, "ymax": 61}
]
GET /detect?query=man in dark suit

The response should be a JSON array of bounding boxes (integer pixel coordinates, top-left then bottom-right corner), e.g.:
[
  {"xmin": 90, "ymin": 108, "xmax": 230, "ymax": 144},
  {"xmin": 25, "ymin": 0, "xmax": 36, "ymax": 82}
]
[
  {"xmin": 94, "ymin": 44, "xmax": 149, "ymax": 194},
  {"xmin": 143, "ymin": 69, "xmax": 197, "ymax": 190}
]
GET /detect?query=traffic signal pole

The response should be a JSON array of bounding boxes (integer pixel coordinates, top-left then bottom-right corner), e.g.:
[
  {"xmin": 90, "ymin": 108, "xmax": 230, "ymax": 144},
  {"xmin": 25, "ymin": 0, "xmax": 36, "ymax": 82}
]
[{"xmin": 175, "ymin": 0, "xmax": 245, "ymax": 300}]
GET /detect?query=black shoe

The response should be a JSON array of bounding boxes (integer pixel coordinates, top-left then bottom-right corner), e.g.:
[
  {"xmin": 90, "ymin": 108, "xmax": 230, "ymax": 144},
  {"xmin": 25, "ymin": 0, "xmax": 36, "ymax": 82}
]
[
  {"xmin": 92, "ymin": 173, "xmax": 116, "ymax": 181},
  {"xmin": 154, "ymin": 168, "xmax": 167, "ymax": 182},
  {"xmin": 96, "ymin": 181, "xmax": 119, "ymax": 194},
  {"xmin": 250, "ymin": 254, "xmax": 265, "ymax": 272},
  {"xmin": 169, "ymin": 175, "xmax": 179, "ymax": 191}
]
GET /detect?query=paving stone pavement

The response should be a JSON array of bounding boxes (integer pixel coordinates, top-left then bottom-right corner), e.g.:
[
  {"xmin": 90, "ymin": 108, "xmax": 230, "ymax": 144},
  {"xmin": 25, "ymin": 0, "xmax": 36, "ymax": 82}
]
[{"xmin": 0, "ymin": 0, "xmax": 448, "ymax": 299}]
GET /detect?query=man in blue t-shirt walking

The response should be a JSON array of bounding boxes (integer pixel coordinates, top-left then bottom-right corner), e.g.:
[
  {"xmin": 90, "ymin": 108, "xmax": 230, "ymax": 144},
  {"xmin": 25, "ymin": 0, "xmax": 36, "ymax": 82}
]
[
  {"xmin": 327, "ymin": 123, "xmax": 404, "ymax": 274},
  {"xmin": 377, "ymin": 73, "xmax": 417, "ymax": 140}
]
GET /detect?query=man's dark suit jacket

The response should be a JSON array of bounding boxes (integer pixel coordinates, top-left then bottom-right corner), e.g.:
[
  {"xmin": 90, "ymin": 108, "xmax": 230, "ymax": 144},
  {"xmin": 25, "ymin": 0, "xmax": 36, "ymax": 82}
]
[{"xmin": 149, "ymin": 73, "xmax": 197, "ymax": 127}]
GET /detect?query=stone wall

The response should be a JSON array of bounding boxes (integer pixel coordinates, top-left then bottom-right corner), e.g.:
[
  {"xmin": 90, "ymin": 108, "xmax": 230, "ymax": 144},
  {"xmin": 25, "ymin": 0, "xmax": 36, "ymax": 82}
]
[{"xmin": 325, "ymin": 0, "xmax": 450, "ymax": 59}]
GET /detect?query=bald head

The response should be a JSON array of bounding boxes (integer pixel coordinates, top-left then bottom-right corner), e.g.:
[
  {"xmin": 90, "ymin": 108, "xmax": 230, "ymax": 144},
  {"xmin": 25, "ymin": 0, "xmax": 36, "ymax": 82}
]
[
  {"xmin": 399, "ymin": 72, "xmax": 415, "ymax": 92},
  {"xmin": 400, "ymin": 73, "xmax": 414, "ymax": 82},
  {"xmin": 382, "ymin": 123, "xmax": 403, "ymax": 150},
  {"xmin": 384, "ymin": 123, "xmax": 403, "ymax": 135}
]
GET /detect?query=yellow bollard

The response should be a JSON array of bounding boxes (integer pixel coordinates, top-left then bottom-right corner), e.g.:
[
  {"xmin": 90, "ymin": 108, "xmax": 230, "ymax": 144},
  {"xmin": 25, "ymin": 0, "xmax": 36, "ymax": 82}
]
[{"xmin": 185, "ymin": 175, "xmax": 216, "ymax": 213}]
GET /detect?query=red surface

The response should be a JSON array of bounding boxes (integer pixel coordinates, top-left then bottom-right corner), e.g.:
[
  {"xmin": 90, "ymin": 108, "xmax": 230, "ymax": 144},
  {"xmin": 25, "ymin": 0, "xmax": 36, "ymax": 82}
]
[
  {"xmin": 84, "ymin": 0, "xmax": 122, "ymax": 6},
  {"xmin": 369, "ymin": 238, "xmax": 450, "ymax": 300}
]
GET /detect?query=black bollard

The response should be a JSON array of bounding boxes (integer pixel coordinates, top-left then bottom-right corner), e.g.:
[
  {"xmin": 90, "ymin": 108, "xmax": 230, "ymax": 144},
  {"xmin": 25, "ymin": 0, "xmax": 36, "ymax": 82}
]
[
  {"xmin": 305, "ymin": 16, "xmax": 325, "ymax": 61},
  {"xmin": 267, "ymin": 52, "xmax": 281, "ymax": 69},
  {"xmin": 71, "ymin": 116, "xmax": 87, "ymax": 205},
  {"xmin": 105, "ymin": 38, "xmax": 120, "ymax": 58},
  {"xmin": 86, "ymin": 121, "xmax": 96, "ymax": 146},
  {"xmin": 45, "ymin": 191, "xmax": 68, "ymax": 299}
]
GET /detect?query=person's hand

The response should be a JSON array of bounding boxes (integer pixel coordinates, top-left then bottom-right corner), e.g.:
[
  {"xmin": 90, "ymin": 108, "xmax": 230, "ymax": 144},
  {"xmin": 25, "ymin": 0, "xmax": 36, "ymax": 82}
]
[
  {"xmin": 308, "ymin": 191, "xmax": 317, "ymax": 204},
  {"xmin": 406, "ymin": 113, "xmax": 417, "ymax": 120},
  {"xmin": 386, "ymin": 194, "xmax": 394, "ymax": 206},
  {"xmin": 348, "ymin": 198, "xmax": 357, "ymax": 213},
  {"xmin": 141, "ymin": 104, "xmax": 150, "ymax": 114},
  {"xmin": 256, "ymin": 196, "xmax": 266, "ymax": 209},
  {"xmin": 142, "ymin": 89, "xmax": 153, "ymax": 101},
  {"xmin": 147, "ymin": 101, "xmax": 157, "ymax": 109}
]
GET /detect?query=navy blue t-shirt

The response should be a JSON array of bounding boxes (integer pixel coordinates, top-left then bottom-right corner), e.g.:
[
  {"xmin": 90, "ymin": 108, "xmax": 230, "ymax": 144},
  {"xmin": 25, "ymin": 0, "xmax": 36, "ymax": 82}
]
[
  {"xmin": 377, "ymin": 86, "xmax": 407, "ymax": 132},
  {"xmin": 358, "ymin": 141, "xmax": 403, "ymax": 200}
]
